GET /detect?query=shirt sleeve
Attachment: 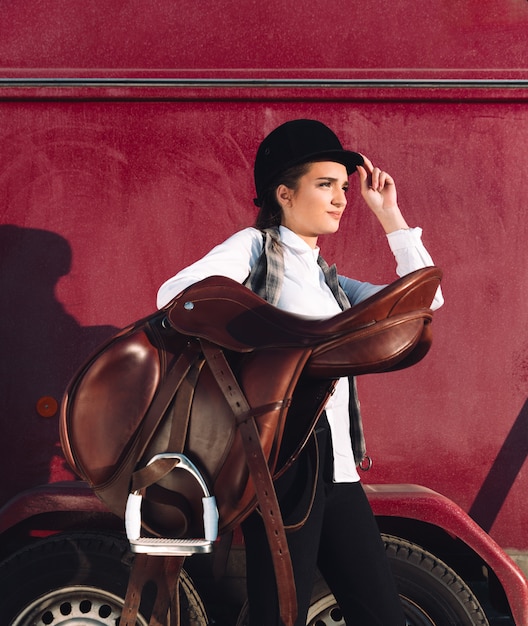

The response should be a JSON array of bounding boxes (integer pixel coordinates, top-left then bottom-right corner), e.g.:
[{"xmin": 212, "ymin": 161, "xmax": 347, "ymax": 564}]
[
  {"xmin": 156, "ymin": 228, "xmax": 263, "ymax": 308},
  {"xmin": 338, "ymin": 276, "xmax": 384, "ymax": 305},
  {"xmin": 339, "ymin": 227, "xmax": 444, "ymax": 310}
]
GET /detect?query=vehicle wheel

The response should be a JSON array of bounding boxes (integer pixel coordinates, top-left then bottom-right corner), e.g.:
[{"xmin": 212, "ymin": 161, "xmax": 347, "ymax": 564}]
[
  {"xmin": 383, "ymin": 535, "xmax": 489, "ymax": 626},
  {"xmin": 236, "ymin": 534, "xmax": 490, "ymax": 626},
  {"xmin": 0, "ymin": 531, "xmax": 208, "ymax": 625}
]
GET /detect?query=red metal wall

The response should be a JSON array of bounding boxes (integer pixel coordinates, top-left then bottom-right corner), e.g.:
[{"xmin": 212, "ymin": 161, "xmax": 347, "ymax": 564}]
[
  {"xmin": 1, "ymin": 0, "xmax": 527, "ymax": 76},
  {"xmin": 1, "ymin": 1, "xmax": 527, "ymax": 561}
]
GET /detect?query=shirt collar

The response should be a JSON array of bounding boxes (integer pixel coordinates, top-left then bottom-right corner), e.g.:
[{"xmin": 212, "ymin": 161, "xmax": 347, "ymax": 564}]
[{"xmin": 278, "ymin": 225, "xmax": 320, "ymax": 261}]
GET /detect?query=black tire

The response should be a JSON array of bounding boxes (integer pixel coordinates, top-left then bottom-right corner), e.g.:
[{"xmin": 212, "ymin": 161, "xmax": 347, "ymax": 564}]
[
  {"xmin": 383, "ymin": 535, "xmax": 489, "ymax": 626},
  {"xmin": 0, "ymin": 531, "xmax": 208, "ymax": 626},
  {"xmin": 236, "ymin": 534, "xmax": 490, "ymax": 626}
]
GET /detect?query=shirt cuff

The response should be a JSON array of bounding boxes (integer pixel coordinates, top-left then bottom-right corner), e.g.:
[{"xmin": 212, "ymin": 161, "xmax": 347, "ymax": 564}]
[{"xmin": 386, "ymin": 226, "xmax": 423, "ymax": 252}]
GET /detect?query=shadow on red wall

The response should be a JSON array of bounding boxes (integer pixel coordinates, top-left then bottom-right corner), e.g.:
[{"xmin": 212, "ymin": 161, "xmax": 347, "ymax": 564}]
[{"xmin": 0, "ymin": 225, "xmax": 117, "ymax": 504}]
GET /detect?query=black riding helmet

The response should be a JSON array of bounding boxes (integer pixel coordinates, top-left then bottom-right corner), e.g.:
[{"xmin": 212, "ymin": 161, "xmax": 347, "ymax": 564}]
[{"xmin": 253, "ymin": 119, "xmax": 363, "ymax": 206}]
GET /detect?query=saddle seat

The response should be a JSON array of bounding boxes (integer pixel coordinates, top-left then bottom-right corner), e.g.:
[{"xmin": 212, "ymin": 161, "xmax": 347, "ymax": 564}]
[{"xmin": 168, "ymin": 266, "xmax": 441, "ymax": 376}]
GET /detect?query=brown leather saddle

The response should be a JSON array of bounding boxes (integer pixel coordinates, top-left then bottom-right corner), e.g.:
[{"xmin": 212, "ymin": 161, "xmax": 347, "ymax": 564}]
[{"xmin": 60, "ymin": 266, "xmax": 441, "ymax": 626}]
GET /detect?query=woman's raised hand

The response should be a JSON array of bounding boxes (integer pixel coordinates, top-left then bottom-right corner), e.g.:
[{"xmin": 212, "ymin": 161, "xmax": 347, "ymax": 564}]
[{"xmin": 356, "ymin": 155, "xmax": 409, "ymax": 233}]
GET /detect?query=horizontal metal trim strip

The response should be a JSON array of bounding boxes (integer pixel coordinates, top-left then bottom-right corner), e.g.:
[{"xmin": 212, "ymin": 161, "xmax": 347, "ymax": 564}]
[{"xmin": 1, "ymin": 78, "xmax": 527, "ymax": 89}]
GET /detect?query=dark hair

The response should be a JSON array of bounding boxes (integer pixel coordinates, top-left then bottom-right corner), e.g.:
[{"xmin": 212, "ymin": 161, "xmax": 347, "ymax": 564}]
[{"xmin": 254, "ymin": 162, "xmax": 312, "ymax": 230}]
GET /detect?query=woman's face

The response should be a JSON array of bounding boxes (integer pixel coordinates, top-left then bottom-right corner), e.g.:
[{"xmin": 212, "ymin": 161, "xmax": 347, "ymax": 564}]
[{"xmin": 278, "ymin": 161, "xmax": 349, "ymax": 248}]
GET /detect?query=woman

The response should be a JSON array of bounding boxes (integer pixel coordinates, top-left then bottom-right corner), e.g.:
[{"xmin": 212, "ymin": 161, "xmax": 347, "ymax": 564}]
[{"xmin": 157, "ymin": 119, "xmax": 443, "ymax": 625}]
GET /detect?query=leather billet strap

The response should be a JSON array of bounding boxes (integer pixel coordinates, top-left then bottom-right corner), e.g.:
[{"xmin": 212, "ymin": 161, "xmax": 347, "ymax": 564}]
[
  {"xmin": 131, "ymin": 357, "xmax": 205, "ymax": 494},
  {"xmin": 133, "ymin": 339, "xmax": 203, "ymax": 477},
  {"xmin": 200, "ymin": 339, "xmax": 299, "ymax": 626},
  {"xmin": 121, "ymin": 553, "xmax": 185, "ymax": 626}
]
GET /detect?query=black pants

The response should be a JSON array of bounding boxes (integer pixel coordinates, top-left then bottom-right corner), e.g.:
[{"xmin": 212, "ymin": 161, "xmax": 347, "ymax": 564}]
[{"xmin": 241, "ymin": 416, "xmax": 406, "ymax": 626}]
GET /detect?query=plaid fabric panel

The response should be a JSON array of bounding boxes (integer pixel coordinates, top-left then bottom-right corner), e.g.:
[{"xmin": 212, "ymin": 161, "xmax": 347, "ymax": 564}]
[
  {"xmin": 243, "ymin": 227, "xmax": 283, "ymax": 306},
  {"xmin": 316, "ymin": 256, "xmax": 350, "ymax": 312}
]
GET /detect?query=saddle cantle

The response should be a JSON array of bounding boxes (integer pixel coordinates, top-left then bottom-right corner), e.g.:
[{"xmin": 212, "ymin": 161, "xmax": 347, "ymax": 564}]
[{"xmin": 59, "ymin": 266, "xmax": 442, "ymax": 626}]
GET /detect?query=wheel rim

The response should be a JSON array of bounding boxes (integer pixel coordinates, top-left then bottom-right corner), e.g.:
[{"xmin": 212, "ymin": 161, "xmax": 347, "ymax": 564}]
[
  {"xmin": 307, "ymin": 594, "xmax": 344, "ymax": 625},
  {"xmin": 10, "ymin": 585, "xmax": 149, "ymax": 626}
]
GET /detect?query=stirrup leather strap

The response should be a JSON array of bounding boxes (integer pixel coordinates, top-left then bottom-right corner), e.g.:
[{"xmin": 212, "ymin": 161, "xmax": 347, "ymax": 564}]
[{"xmin": 200, "ymin": 339, "xmax": 298, "ymax": 626}]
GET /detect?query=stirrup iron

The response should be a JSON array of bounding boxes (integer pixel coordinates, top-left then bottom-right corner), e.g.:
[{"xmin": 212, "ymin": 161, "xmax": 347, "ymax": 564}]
[{"xmin": 125, "ymin": 453, "xmax": 219, "ymax": 556}]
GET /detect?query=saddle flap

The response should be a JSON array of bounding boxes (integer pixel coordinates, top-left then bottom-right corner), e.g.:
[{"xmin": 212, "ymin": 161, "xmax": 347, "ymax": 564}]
[
  {"xmin": 60, "ymin": 311, "xmax": 195, "ymax": 520},
  {"xmin": 60, "ymin": 325, "xmax": 163, "ymax": 486}
]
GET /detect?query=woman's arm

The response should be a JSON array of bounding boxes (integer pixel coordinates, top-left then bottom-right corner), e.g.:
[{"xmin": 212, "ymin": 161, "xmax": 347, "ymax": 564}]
[
  {"xmin": 346, "ymin": 156, "xmax": 444, "ymax": 310},
  {"xmin": 340, "ymin": 228, "xmax": 444, "ymax": 311}
]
